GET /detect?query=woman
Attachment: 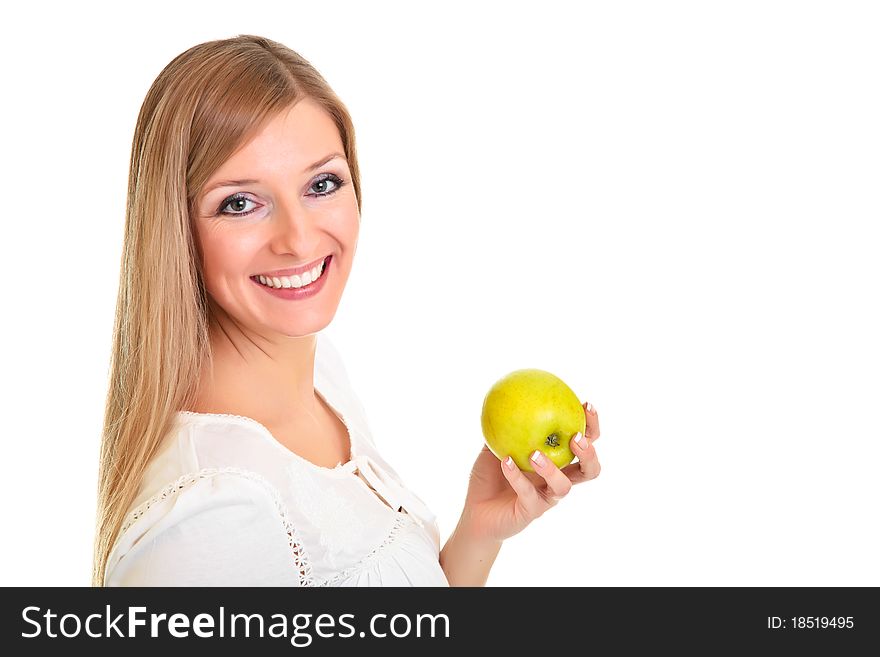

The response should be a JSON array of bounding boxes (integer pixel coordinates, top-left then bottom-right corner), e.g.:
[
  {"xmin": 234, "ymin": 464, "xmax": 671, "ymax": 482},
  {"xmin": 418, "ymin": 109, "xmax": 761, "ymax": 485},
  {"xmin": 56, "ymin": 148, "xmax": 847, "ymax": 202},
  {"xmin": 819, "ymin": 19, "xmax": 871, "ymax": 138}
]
[{"xmin": 93, "ymin": 34, "xmax": 601, "ymax": 587}]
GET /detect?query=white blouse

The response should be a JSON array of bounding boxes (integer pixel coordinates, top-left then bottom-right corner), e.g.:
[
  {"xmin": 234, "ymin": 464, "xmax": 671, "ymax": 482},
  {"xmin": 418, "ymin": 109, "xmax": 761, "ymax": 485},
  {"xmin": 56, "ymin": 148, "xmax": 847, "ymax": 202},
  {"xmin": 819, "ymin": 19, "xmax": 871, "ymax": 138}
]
[{"xmin": 104, "ymin": 333, "xmax": 450, "ymax": 587}]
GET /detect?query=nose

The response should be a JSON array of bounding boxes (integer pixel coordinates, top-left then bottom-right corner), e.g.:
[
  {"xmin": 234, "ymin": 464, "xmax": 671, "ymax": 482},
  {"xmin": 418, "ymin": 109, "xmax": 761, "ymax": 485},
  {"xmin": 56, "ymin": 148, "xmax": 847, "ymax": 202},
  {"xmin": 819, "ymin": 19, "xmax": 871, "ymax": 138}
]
[{"xmin": 268, "ymin": 197, "xmax": 323, "ymax": 257}]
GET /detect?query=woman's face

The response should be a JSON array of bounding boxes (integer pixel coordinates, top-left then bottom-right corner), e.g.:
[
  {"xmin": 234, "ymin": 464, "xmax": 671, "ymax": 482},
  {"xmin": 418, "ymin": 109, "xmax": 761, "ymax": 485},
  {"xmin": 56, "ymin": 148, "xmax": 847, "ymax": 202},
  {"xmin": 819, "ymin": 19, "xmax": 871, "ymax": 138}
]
[{"xmin": 193, "ymin": 99, "xmax": 359, "ymax": 337}]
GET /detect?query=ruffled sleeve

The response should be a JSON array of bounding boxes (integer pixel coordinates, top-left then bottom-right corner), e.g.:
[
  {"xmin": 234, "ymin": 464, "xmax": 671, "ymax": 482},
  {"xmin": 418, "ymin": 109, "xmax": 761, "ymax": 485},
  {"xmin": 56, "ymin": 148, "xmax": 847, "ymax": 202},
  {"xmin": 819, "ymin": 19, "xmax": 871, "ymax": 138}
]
[{"xmin": 104, "ymin": 469, "xmax": 311, "ymax": 587}]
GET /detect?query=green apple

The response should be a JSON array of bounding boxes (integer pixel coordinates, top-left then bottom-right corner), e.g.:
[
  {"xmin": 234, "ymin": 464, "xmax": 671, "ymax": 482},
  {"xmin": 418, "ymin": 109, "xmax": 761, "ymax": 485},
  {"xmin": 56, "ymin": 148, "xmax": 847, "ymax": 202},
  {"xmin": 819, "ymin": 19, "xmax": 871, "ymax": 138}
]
[{"xmin": 481, "ymin": 368, "xmax": 585, "ymax": 472}]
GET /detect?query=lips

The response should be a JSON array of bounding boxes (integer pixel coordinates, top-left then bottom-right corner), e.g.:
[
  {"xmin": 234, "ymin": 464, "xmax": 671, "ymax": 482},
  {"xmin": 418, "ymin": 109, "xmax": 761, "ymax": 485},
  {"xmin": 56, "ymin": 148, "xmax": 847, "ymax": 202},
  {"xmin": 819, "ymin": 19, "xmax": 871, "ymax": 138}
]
[
  {"xmin": 254, "ymin": 258, "xmax": 329, "ymax": 288},
  {"xmin": 251, "ymin": 253, "xmax": 332, "ymax": 299}
]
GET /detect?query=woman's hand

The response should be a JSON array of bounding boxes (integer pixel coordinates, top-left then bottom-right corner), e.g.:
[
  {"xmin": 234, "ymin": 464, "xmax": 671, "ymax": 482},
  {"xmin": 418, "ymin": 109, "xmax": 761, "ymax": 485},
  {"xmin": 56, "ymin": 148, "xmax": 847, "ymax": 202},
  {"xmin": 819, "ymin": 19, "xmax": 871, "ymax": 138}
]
[{"xmin": 458, "ymin": 401, "xmax": 601, "ymax": 543}]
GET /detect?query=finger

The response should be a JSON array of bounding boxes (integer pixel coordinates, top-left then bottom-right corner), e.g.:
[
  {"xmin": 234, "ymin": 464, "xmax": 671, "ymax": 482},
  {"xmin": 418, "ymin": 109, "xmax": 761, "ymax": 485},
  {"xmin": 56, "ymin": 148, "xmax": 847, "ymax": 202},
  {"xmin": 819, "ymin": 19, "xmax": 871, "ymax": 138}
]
[
  {"xmin": 562, "ymin": 432, "xmax": 601, "ymax": 483},
  {"xmin": 500, "ymin": 455, "xmax": 545, "ymax": 518},
  {"xmin": 582, "ymin": 400, "xmax": 601, "ymax": 443},
  {"xmin": 528, "ymin": 450, "xmax": 573, "ymax": 502}
]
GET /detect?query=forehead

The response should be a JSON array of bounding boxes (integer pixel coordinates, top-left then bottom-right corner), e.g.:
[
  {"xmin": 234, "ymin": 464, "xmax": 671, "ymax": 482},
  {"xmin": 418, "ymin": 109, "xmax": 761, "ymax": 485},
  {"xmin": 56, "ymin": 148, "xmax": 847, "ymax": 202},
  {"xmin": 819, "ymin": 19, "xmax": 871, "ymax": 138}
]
[{"xmin": 212, "ymin": 99, "xmax": 343, "ymax": 178}]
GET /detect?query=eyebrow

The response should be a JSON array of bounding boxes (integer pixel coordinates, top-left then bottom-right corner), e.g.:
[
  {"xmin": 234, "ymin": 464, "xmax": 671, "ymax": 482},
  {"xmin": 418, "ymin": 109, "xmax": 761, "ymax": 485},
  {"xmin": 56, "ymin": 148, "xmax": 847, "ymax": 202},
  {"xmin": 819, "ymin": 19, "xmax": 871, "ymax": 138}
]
[{"xmin": 202, "ymin": 152, "xmax": 346, "ymax": 196}]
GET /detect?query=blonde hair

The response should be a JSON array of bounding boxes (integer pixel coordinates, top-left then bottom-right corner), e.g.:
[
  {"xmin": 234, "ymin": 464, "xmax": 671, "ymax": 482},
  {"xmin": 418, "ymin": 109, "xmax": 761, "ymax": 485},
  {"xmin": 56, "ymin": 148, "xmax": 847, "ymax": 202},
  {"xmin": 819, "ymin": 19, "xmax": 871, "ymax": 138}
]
[{"xmin": 92, "ymin": 34, "xmax": 362, "ymax": 586}]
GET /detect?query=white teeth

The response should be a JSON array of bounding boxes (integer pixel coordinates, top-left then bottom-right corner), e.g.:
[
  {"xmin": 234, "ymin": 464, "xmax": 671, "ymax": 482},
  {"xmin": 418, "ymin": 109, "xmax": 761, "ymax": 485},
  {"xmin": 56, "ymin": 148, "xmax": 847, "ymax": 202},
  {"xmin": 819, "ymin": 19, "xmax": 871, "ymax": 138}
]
[{"xmin": 257, "ymin": 259, "xmax": 326, "ymax": 289}]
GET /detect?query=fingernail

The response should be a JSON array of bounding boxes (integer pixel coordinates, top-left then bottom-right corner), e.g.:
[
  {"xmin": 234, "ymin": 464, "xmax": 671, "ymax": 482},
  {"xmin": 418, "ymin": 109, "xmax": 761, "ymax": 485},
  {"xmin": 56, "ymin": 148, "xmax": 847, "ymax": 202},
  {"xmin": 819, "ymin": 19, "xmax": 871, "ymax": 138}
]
[
  {"xmin": 574, "ymin": 431, "xmax": 587, "ymax": 448},
  {"xmin": 530, "ymin": 450, "xmax": 545, "ymax": 466},
  {"xmin": 503, "ymin": 455, "xmax": 515, "ymax": 470},
  {"xmin": 586, "ymin": 402, "xmax": 593, "ymax": 413}
]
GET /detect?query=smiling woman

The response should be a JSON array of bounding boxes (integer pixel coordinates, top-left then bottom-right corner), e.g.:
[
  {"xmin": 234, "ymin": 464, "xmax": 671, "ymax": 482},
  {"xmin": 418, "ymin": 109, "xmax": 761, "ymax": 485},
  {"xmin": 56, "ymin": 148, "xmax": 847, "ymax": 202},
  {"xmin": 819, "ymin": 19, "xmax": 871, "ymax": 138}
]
[
  {"xmin": 94, "ymin": 32, "xmax": 601, "ymax": 590},
  {"xmin": 92, "ymin": 33, "xmax": 436, "ymax": 588}
]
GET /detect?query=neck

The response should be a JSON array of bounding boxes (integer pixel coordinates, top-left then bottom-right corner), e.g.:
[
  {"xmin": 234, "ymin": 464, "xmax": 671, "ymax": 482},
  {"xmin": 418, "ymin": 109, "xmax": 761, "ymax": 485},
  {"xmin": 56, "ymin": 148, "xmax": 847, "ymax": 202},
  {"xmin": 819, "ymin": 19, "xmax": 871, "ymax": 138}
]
[{"xmin": 189, "ymin": 310, "xmax": 321, "ymax": 428}]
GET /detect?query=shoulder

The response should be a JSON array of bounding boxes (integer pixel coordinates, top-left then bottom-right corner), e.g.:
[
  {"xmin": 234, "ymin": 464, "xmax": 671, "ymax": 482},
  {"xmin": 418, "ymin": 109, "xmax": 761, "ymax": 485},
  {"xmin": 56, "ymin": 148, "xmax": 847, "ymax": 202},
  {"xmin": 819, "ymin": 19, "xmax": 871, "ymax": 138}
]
[
  {"xmin": 315, "ymin": 331, "xmax": 354, "ymax": 387},
  {"xmin": 104, "ymin": 468, "xmax": 311, "ymax": 587},
  {"xmin": 316, "ymin": 332, "xmax": 372, "ymax": 431}
]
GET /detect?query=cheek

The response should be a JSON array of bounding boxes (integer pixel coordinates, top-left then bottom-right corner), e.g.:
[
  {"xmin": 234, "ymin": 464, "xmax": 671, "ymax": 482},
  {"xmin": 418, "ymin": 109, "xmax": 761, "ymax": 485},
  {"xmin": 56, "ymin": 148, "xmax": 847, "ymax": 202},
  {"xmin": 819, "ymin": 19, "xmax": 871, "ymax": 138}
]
[
  {"xmin": 339, "ymin": 204, "xmax": 360, "ymax": 240},
  {"xmin": 347, "ymin": 214, "xmax": 360, "ymax": 241},
  {"xmin": 199, "ymin": 231, "xmax": 255, "ymax": 285}
]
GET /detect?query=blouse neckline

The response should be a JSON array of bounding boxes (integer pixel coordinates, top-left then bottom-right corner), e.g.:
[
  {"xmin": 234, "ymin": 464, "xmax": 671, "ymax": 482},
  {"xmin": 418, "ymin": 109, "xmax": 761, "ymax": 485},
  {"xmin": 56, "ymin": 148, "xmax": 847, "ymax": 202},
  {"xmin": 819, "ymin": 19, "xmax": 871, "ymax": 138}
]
[{"xmin": 175, "ymin": 376, "xmax": 358, "ymax": 476}]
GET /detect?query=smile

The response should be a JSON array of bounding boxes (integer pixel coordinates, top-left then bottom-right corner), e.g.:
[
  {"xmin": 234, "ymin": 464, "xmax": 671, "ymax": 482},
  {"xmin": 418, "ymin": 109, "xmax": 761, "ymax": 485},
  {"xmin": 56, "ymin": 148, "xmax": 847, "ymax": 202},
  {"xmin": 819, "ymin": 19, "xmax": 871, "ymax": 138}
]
[
  {"xmin": 249, "ymin": 255, "xmax": 333, "ymax": 300},
  {"xmin": 253, "ymin": 256, "xmax": 329, "ymax": 289}
]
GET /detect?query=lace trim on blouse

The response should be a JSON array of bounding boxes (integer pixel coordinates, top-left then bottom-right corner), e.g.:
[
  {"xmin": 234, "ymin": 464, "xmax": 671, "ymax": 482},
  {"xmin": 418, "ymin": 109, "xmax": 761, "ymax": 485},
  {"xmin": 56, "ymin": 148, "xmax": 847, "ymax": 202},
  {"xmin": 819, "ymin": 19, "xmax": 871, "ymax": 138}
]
[
  {"xmin": 316, "ymin": 513, "xmax": 414, "ymax": 587},
  {"xmin": 120, "ymin": 466, "xmax": 418, "ymax": 587},
  {"xmin": 119, "ymin": 466, "xmax": 315, "ymax": 587}
]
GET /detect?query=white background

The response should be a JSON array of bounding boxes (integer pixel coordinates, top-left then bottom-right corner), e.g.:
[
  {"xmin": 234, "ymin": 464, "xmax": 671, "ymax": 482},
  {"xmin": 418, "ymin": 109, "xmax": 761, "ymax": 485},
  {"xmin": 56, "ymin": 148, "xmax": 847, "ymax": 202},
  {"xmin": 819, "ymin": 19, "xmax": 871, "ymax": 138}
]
[{"xmin": 1, "ymin": 0, "xmax": 878, "ymax": 586}]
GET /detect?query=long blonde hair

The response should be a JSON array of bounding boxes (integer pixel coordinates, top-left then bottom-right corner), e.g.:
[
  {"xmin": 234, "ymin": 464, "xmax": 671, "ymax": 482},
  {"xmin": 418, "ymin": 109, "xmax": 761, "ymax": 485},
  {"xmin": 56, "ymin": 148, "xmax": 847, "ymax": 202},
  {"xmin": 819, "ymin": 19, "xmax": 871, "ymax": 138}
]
[{"xmin": 92, "ymin": 34, "xmax": 362, "ymax": 586}]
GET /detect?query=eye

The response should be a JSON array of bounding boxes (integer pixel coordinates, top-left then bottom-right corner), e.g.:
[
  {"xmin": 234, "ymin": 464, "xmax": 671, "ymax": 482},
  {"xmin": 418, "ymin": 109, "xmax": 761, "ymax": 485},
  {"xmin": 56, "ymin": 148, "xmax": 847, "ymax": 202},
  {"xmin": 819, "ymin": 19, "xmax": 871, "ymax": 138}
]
[
  {"xmin": 217, "ymin": 193, "xmax": 259, "ymax": 217},
  {"xmin": 308, "ymin": 173, "xmax": 346, "ymax": 197}
]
